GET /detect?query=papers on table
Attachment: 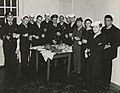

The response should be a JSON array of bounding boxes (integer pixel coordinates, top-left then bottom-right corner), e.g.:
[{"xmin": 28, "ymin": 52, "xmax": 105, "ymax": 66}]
[
  {"xmin": 30, "ymin": 45, "xmax": 73, "ymax": 62},
  {"xmin": 40, "ymin": 51, "xmax": 56, "ymax": 61},
  {"xmin": 30, "ymin": 46, "xmax": 45, "ymax": 50}
]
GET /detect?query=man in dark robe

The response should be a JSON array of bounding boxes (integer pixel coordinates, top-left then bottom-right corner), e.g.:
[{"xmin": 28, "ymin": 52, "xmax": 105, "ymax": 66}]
[{"xmin": 101, "ymin": 15, "xmax": 120, "ymax": 90}]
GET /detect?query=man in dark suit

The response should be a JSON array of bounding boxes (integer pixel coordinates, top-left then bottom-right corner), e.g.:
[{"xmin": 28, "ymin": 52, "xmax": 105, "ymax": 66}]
[
  {"xmin": 101, "ymin": 15, "xmax": 120, "ymax": 90},
  {"xmin": 49, "ymin": 14, "xmax": 59, "ymax": 44},
  {"xmin": 67, "ymin": 14, "xmax": 77, "ymax": 45},
  {"xmin": 0, "ymin": 11, "xmax": 19, "ymax": 71},
  {"xmin": 41, "ymin": 13, "xmax": 52, "ymax": 44},
  {"xmin": 18, "ymin": 16, "xmax": 31, "ymax": 72},
  {"xmin": 30, "ymin": 15, "xmax": 43, "ymax": 46},
  {"xmin": 57, "ymin": 15, "xmax": 68, "ymax": 43},
  {"xmin": 29, "ymin": 15, "xmax": 44, "ymax": 71}
]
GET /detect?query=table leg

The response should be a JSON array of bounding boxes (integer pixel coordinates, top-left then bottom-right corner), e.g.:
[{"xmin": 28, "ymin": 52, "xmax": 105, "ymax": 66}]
[
  {"xmin": 54, "ymin": 59, "xmax": 57, "ymax": 68},
  {"xmin": 67, "ymin": 53, "xmax": 71, "ymax": 76},
  {"xmin": 47, "ymin": 58, "xmax": 50, "ymax": 81},
  {"xmin": 36, "ymin": 51, "xmax": 38, "ymax": 72}
]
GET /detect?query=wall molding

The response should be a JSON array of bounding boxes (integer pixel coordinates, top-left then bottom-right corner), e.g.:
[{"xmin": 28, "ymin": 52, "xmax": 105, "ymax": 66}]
[{"xmin": 111, "ymin": 82, "xmax": 120, "ymax": 91}]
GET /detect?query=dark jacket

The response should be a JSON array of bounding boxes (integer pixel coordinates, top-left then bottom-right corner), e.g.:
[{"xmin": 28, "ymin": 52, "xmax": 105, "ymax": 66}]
[
  {"xmin": 102, "ymin": 25, "xmax": 120, "ymax": 59},
  {"xmin": 0, "ymin": 23, "xmax": 18, "ymax": 50},
  {"xmin": 29, "ymin": 22, "xmax": 43, "ymax": 46},
  {"xmin": 57, "ymin": 22, "xmax": 68, "ymax": 43}
]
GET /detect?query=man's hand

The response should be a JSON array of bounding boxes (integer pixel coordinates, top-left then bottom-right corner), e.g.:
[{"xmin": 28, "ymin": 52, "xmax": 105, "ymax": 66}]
[
  {"xmin": 78, "ymin": 41, "xmax": 82, "ymax": 45},
  {"xmin": 56, "ymin": 32, "xmax": 61, "ymax": 36},
  {"xmin": 75, "ymin": 37, "xmax": 80, "ymax": 40},
  {"xmin": 23, "ymin": 33, "xmax": 29, "ymax": 37},
  {"xmin": 65, "ymin": 34, "xmax": 68, "ymax": 38},
  {"xmin": 82, "ymin": 39, "xmax": 87, "ymax": 43},
  {"xmin": 85, "ymin": 48, "xmax": 90, "ymax": 58},
  {"xmin": 33, "ymin": 35, "xmax": 39, "ymax": 39},
  {"xmin": 52, "ymin": 40, "xmax": 57, "ymax": 44},
  {"xmin": 6, "ymin": 35, "xmax": 10, "ymax": 40},
  {"xmin": 35, "ymin": 36, "xmax": 39, "ymax": 39},
  {"xmin": 104, "ymin": 44, "xmax": 111, "ymax": 49},
  {"xmin": 69, "ymin": 33, "xmax": 73, "ymax": 37},
  {"xmin": 13, "ymin": 33, "xmax": 20, "ymax": 38},
  {"xmin": 41, "ymin": 34, "xmax": 45, "ymax": 38},
  {"xmin": 29, "ymin": 35, "xmax": 32, "ymax": 41}
]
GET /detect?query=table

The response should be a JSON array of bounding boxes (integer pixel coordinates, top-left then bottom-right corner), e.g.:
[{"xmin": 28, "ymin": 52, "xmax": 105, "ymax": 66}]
[{"xmin": 35, "ymin": 51, "xmax": 72, "ymax": 81}]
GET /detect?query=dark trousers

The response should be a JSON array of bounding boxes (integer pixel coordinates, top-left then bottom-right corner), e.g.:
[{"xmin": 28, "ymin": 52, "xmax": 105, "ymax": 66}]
[
  {"xmin": 81, "ymin": 47, "xmax": 87, "ymax": 83},
  {"xmin": 81, "ymin": 58, "xmax": 87, "ymax": 83},
  {"xmin": 102, "ymin": 58, "xmax": 112, "ymax": 87},
  {"xmin": 3, "ymin": 41, "xmax": 17, "ymax": 71},
  {"xmin": 20, "ymin": 38, "xmax": 30, "ymax": 70},
  {"xmin": 86, "ymin": 55, "xmax": 103, "ymax": 93}
]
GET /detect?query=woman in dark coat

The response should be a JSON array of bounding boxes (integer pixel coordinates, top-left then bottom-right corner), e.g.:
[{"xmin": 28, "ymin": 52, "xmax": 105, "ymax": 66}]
[
  {"xmin": 85, "ymin": 21, "xmax": 107, "ymax": 93},
  {"xmin": 81, "ymin": 18, "xmax": 94, "ymax": 85},
  {"xmin": 73, "ymin": 17, "xmax": 85, "ymax": 74}
]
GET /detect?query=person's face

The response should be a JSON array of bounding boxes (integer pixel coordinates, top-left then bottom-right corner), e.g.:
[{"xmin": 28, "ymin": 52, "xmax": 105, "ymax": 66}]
[
  {"xmin": 59, "ymin": 17, "xmax": 64, "ymax": 23},
  {"xmin": 93, "ymin": 25, "xmax": 101, "ymax": 34},
  {"xmin": 77, "ymin": 21, "xmax": 82, "ymax": 27},
  {"xmin": 36, "ymin": 17, "xmax": 43, "ymax": 24},
  {"xmin": 23, "ymin": 17, "xmax": 29, "ymax": 25},
  {"xmin": 45, "ymin": 15, "xmax": 50, "ymax": 20},
  {"xmin": 85, "ymin": 21, "xmax": 92, "ymax": 28},
  {"xmin": 52, "ymin": 18, "xmax": 57, "ymax": 24},
  {"xmin": 70, "ymin": 17, "xmax": 75, "ymax": 23},
  {"xmin": 66, "ymin": 17, "xmax": 71, "ymax": 24},
  {"xmin": 7, "ymin": 15, "xmax": 14, "ymax": 22},
  {"xmin": 104, "ymin": 18, "xmax": 113, "ymax": 27}
]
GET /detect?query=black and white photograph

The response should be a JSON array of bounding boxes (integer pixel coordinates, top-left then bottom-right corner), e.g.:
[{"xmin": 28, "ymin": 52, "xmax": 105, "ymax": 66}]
[{"xmin": 0, "ymin": 0, "xmax": 120, "ymax": 93}]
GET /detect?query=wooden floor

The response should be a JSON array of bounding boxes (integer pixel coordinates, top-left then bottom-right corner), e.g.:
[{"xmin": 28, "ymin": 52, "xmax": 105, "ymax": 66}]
[{"xmin": 0, "ymin": 64, "xmax": 119, "ymax": 93}]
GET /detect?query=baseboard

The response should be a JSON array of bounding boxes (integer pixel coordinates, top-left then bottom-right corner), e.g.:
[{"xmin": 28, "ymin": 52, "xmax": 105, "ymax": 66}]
[{"xmin": 111, "ymin": 82, "xmax": 120, "ymax": 91}]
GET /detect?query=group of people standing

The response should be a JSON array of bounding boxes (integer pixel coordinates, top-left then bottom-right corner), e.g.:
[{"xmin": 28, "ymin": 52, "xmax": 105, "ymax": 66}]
[{"xmin": 0, "ymin": 11, "xmax": 120, "ymax": 93}]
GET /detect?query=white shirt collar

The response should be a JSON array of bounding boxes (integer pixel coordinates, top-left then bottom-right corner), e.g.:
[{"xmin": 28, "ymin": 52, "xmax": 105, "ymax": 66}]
[
  {"xmin": 8, "ymin": 22, "xmax": 13, "ymax": 25},
  {"xmin": 37, "ymin": 23, "xmax": 41, "ymax": 28},
  {"xmin": 71, "ymin": 22, "xmax": 75, "ymax": 27},
  {"xmin": 94, "ymin": 31, "xmax": 101, "ymax": 38}
]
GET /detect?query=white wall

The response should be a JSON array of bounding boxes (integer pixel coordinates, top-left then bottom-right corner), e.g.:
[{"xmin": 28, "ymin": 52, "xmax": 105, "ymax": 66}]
[
  {"xmin": 112, "ymin": 47, "xmax": 120, "ymax": 86},
  {"xmin": 18, "ymin": 0, "xmax": 60, "ymax": 24},
  {"xmin": 73, "ymin": 0, "xmax": 120, "ymax": 27},
  {"xmin": 18, "ymin": 0, "xmax": 73, "ymax": 24}
]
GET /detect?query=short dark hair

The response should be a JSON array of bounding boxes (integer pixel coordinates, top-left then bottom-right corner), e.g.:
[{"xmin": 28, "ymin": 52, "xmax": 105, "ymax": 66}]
[
  {"xmin": 84, "ymin": 18, "xmax": 92, "ymax": 24},
  {"xmin": 84, "ymin": 18, "xmax": 92, "ymax": 28},
  {"xmin": 99, "ymin": 23, "xmax": 102, "ymax": 27},
  {"xmin": 36, "ymin": 15, "xmax": 43, "ymax": 19},
  {"xmin": 76, "ymin": 17, "xmax": 83, "ymax": 22},
  {"xmin": 104, "ymin": 15, "xmax": 113, "ymax": 21}
]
